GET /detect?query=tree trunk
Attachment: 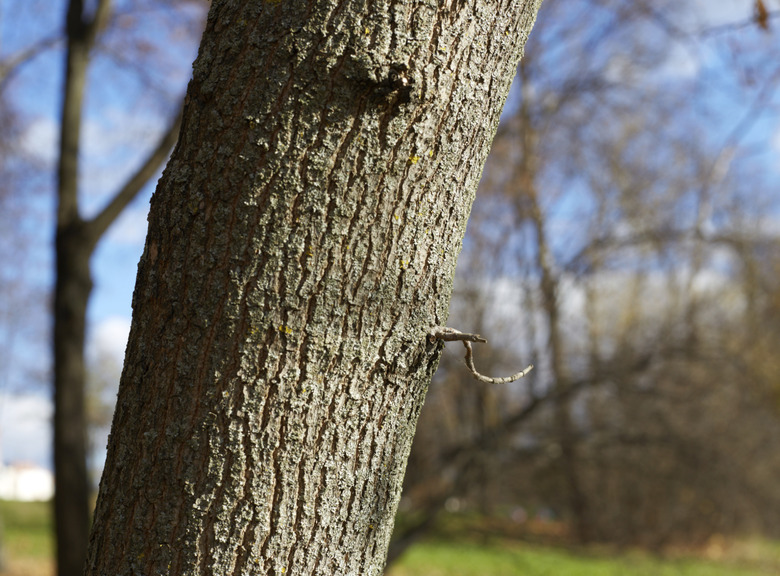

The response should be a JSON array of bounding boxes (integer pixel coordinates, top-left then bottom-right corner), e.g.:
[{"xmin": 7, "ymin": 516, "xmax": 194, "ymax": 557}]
[
  {"xmin": 86, "ymin": 1, "xmax": 542, "ymax": 574},
  {"xmin": 53, "ymin": 223, "xmax": 93, "ymax": 576},
  {"xmin": 54, "ymin": 2, "xmax": 102, "ymax": 574},
  {"xmin": 54, "ymin": 2, "xmax": 182, "ymax": 574},
  {"xmin": 516, "ymin": 63, "xmax": 590, "ymax": 543}
]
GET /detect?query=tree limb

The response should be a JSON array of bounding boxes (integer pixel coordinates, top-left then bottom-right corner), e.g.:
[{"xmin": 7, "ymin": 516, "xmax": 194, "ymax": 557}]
[
  {"xmin": 0, "ymin": 35, "xmax": 62, "ymax": 93},
  {"xmin": 428, "ymin": 326, "xmax": 487, "ymax": 344},
  {"xmin": 429, "ymin": 326, "xmax": 534, "ymax": 384},
  {"xmin": 86, "ymin": 108, "xmax": 183, "ymax": 244}
]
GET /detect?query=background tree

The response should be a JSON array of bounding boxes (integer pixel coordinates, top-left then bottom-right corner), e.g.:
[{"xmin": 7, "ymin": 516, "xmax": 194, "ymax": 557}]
[
  {"xmin": 392, "ymin": 0, "xmax": 780, "ymax": 557},
  {"xmin": 2, "ymin": 1, "xmax": 205, "ymax": 574}
]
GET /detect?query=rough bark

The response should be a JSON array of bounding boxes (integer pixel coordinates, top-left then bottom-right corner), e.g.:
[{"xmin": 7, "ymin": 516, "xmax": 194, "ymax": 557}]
[{"xmin": 85, "ymin": 1, "xmax": 542, "ymax": 575}]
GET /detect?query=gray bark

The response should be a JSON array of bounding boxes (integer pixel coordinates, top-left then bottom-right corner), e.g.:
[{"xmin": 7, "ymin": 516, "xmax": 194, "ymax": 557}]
[{"xmin": 85, "ymin": 1, "xmax": 542, "ymax": 575}]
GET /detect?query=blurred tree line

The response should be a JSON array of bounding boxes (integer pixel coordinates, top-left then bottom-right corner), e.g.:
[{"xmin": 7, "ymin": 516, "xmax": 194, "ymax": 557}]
[{"xmin": 393, "ymin": 0, "xmax": 780, "ymax": 560}]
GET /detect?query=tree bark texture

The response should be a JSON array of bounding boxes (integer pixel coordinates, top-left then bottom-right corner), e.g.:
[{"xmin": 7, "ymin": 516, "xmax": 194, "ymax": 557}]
[{"xmin": 86, "ymin": 1, "xmax": 542, "ymax": 575}]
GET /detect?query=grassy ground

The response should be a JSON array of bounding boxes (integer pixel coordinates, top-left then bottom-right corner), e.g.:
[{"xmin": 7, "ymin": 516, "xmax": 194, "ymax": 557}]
[
  {"xmin": 1, "ymin": 500, "xmax": 779, "ymax": 576},
  {"xmin": 386, "ymin": 513, "xmax": 780, "ymax": 576},
  {"xmin": 0, "ymin": 500, "xmax": 53, "ymax": 575},
  {"xmin": 386, "ymin": 539, "xmax": 780, "ymax": 576}
]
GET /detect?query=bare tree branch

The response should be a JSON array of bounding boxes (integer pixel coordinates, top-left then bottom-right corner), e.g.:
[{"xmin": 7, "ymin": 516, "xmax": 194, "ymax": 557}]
[
  {"xmin": 429, "ymin": 326, "xmax": 534, "ymax": 384},
  {"xmin": 0, "ymin": 35, "xmax": 62, "ymax": 93},
  {"xmin": 701, "ymin": 66, "xmax": 780, "ymax": 197},
  {"xmin": 463, "ymin": 341, "xmax": 534, "ymax": 384},
  {"xmin": 428, "ymin": 326, "xmax": 487, "ymax": 344},
  {"xmin": 700, "ymin": 7, "xmax": 780, "ymax": 36},
  {"xmin": 89, "ymin": 0, "xmax": 113, "ymax": 44},
  {"xmin": 86, "ymin": 108, "xmax": 182, "ymax": 244}
]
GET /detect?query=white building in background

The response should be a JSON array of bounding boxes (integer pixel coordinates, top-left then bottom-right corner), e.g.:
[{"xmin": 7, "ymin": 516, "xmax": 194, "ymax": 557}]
[{"xmin": 0, "ymin": 463, "xmax": 54, "ymax": 501}]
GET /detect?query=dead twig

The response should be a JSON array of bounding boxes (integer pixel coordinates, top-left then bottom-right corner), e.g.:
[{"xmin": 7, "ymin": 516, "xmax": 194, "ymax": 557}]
[{"xmin": 428, "ymin": 326, "xmax": 533, "ymax": 384}]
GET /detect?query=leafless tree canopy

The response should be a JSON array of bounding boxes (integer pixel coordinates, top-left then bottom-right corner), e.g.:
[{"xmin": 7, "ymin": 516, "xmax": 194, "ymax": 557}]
[{"xmin": 395, "ymin": 0, "xmax": 780, "ymax": 557}]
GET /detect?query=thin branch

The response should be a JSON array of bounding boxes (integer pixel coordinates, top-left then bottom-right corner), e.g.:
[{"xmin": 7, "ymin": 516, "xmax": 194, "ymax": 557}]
[
  {"xmin": 700, "ymin": 8, "xmax": 780, "ymax": 37},
  {"xmin": 705, "ymin": 67, "xmax": 780, "ymax": 188},
  {"xmin": 88, "ymin": 0, "xmax": 113, "ymax": 45},
  {"xmin": 86, "ymin": 107, "xmax": 183, "ymax": 245},
  {"xmin": 463, "ymin": 340, "xmax": 534, "ymax": 384},
  {"xmin": 68, "ymin": 0, "xmax": 111, "ymax": 47},
  {"xmin": 428, "ymin": 326, "xmax": 533, "ymax": 384},
  {"xmin": 428, "ymin": 326, "xmax": 486, "ymax": 343},
  {"xmin": 0, "ymin": 34, "xmax": 62, "ymax": 93}
]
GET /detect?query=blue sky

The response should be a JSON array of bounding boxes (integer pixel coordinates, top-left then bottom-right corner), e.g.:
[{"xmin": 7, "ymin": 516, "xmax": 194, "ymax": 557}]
[
  {"xmin": 0, "ymin": 0, "xmax": 204, "ymax": 469},
  {"xmin": 1, "ymin": 0, "xmax": 779, "ymax": 472}
]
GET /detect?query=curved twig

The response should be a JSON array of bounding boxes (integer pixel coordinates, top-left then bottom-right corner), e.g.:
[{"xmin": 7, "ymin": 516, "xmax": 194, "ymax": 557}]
[{"xmin": 428, "ymin": 326, "xmax": 533, "ymax": 384}]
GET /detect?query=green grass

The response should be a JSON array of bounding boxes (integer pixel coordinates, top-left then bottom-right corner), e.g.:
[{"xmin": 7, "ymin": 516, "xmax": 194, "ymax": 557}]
[
  {"xmin": 1, "ymin": 500, "xmax": 779, "ymax": 576},
  {"xmin": 386, "ymin": 539, "xmax": 780, "ymax": 576},
  {"xmin": 0, "ymin": 499, "xmax": 54, "ymax": 560}
]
